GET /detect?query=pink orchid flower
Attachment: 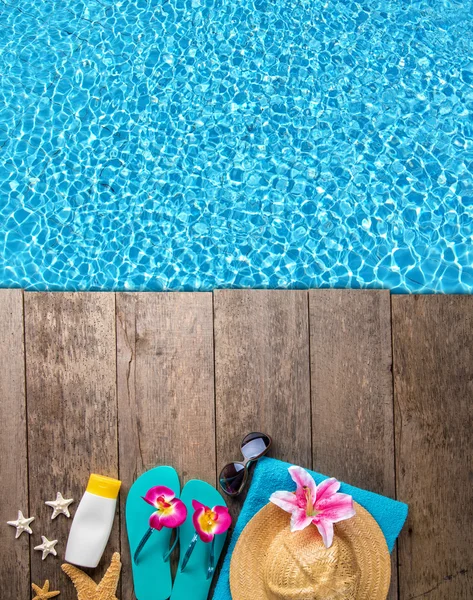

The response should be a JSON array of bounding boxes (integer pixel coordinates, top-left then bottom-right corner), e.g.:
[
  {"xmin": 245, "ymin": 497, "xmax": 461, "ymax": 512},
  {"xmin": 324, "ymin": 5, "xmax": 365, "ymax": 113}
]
[
  {"xmin": 270, "ymin": 466, "xmax": 355, "ymax": 548},
  {"xmin": 192, "ymin": 500, "xmax": 232, "ymax": 543},
  {"xmin": 142, "ymin": 486, "xmax": 187, "ymax": 531}
]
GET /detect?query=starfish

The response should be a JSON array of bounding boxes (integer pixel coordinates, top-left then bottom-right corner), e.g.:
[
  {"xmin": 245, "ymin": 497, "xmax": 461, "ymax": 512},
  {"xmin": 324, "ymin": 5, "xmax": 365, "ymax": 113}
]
[
  {"xmin": 45, "ymin": 492, "xmax": 74, "ymax": 519},
  {"xmin": 62, "ymin": 552, "xmax": 121, "ymax": 600},
  {"xmin": 34, "ymin": 536, "xmax": 58, "ymax": 560},
  {"xmin": 7, "ymin": 510, "xmax": 35, "ymax": 538},
  {"xmin": 31, "ymin": 580, "xmax": 60, "ymax": 599}
]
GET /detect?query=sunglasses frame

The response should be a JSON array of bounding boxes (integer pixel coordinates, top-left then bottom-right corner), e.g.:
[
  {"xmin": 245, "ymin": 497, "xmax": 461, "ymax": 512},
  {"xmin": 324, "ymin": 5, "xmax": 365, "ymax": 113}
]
[{"xmin": 219, "ymin": 432, "xmax": 273, "ymax": 497}]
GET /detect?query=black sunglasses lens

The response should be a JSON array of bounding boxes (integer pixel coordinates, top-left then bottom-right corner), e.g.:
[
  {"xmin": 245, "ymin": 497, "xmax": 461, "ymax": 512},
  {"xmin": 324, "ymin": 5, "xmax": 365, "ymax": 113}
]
[
  {"xmin": 241, "ymin": 432, "xmax": 271, "ymax": 459},
  {"xmin": 219, "ymin": 463, "xmax": 246, "ymax": 495}
]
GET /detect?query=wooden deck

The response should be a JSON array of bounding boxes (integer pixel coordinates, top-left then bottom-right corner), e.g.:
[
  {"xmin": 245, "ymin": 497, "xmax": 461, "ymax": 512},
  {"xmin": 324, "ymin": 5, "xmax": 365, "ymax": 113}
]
[{"xmin": 0, "ymin": 290, "xmax": 471, "ymax": 600}]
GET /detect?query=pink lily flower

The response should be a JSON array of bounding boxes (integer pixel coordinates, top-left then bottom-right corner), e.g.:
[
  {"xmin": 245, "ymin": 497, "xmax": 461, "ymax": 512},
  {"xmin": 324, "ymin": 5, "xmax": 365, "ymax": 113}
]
[
  {"xmin": 192, "ymin": 500, "xmax": 232, "ymax": 543},
  {"xmin": 142, "ymin": 486, "xmax": 187, "ymax": 531},
  {"xmin": 270, "ymin": 466, "xmax": 355, "ymax": 548}
]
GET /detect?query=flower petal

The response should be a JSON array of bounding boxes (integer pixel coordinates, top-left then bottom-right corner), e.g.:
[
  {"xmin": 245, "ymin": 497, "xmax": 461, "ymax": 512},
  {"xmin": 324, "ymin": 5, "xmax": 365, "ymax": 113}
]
[
  {"xmin": 192, "ymin": 503, "xmax": 231, "ymax": 542},
  {"xmin": 165, "ymin": 499, "xmax": 188, "ymax": 527},
  {"xmin": 192, "ymin": 499, "xmax": 207, "ymax": 512},
  {"xmin": 315, "ymin": 478, "xmax": 340, "ymax": 502},
  {"xmin": 212, "ymin": 505, "xmax": 232, "ymax": 534},
  {"xmin": 143, "ymin": 485, "xmax": 175, "ymax": 507},
  {"xmin": 290, "ymin": 508, "xmax": 313, "ymax": 532},
  {"xmin": 148, "ymin": 498, "xmax": 187, "ymax": 530},
  {"xmin": 315, "ymin": 518, "xmax": 334, "ymax": 548},
  {"xmin": 270, "ymin": 490, "xmax": 300, "ymax": 513},
  {"xmin": 198, "ymin": 529, "xmax": 214, "ymax": 543},
  {"xmin": 193, "ymin": 505, "xmax": 215, "ymax": 543},
  {"xmin": 149, "ymin": 512, "xmax": 164, "ymax": 530},
  {"xmin": 192, "ymin": 503, "xmax": 205, "ymax": 526},
  {"xmin": 316, "ymin": 492, "xmax": 355, "ymax": 523},
  {"xmin": 288, "ymin": 466, "xmax": 317, "ymax": 498},
  {"xmin": 192, "ymin": 503, "xmax": 206, "ymax": 538}
]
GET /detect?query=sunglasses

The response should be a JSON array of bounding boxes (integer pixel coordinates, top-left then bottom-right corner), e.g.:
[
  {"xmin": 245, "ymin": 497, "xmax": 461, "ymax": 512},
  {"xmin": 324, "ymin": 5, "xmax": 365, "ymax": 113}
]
[{"xmin": 219, "ymin": 432, "xmax": 272, "ymax": 496}]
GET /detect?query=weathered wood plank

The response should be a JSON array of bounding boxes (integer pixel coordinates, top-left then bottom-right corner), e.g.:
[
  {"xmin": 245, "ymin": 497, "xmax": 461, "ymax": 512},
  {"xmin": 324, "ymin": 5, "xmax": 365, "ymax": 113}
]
[
  {"xmin": 214, "ymin": 289, "xmax": 312, "ymax": 523},
  {"xmin": 116, "ymin": 292, "xmax": 215, "ymax": 599},
  {"xmin": 25, "ymin": 293, "xmax": 118, "ymax": 600},
  {"xmin": 0, "ymin": 290, "xmax": 29, "ymax": 598},
  {"xmin": 309, "ymin": 290, "xmax": 395, "ymax": 493},
  {"xmin": 392, "ymin": 295, "xmax": 473, "ymax": 600},
  {"xmin": 309, "ymin": 289, "xmax": 397, "ymax": 600}
]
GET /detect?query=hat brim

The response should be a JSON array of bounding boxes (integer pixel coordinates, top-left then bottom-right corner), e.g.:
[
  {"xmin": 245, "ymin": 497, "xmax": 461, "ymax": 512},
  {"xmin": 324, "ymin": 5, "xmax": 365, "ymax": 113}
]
[{"xmin": 230, "ymin": 502, "xmax": 391, "ymax": 600}]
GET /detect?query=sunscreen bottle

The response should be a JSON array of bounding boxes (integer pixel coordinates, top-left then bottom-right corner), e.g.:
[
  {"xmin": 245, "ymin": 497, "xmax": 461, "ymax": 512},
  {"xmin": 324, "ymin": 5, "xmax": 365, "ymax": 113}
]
[{"xmin": 65, "ymin": 474, "xmax": 121, "ymax": 568}]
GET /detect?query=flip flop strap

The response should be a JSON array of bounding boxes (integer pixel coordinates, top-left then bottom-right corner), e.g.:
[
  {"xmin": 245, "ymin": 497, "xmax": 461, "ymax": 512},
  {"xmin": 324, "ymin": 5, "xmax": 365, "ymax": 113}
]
[
  {"xmin": 164, "ymin": 529, "xmax": 179, "ymax": 562},
  {"xmin": 134, "ymin": 527, "xmax": 153, "ymax": 564},
  {"xmin": 180, "ymin": 532, "xmax": 198, "ymax": 572},
  {"xmin": 134, "ymin": 527, "xmax": 180, "ymax": 564},
  {"xmin": 206, "ymin": 537, "xmax": 216, "ymax": 580},
  {"xmin": 180, "ymin": 531, "xmax": 217, "ymax": 580}
]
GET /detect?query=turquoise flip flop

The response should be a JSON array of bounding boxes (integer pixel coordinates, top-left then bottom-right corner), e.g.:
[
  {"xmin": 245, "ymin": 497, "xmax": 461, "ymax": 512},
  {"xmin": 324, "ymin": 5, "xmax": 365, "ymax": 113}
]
[
  {"xmin": 126, "ymin": 466, "xmax": 185, "ymax": 600},
  {"xmin": 171, "ymin": 480, "xmax": 231, "ymax": 600}
]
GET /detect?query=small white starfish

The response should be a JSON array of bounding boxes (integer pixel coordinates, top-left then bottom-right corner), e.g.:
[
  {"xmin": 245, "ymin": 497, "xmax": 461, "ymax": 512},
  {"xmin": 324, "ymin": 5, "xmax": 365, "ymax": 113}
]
[
  {"xmin": 34, "ymin": 536, "xmax": 58, "ymax": 560},
  {"xmin": 45, "ymin": 492, "xmax": 74, "ymax": 519},
  {"xmin": 7, "ymin": 510, "xmax": 35, "ymax": 538}
]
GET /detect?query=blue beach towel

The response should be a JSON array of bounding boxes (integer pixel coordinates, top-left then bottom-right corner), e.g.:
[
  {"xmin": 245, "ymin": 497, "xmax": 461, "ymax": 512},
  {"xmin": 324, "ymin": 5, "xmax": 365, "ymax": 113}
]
[{"xmin": 214, "ymin": 457, "xmax": 408, "ymax": 599}]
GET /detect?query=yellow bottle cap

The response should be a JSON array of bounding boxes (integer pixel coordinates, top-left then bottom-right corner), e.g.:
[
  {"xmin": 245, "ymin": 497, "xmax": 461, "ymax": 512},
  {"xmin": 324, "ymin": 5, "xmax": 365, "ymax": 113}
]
[{"xmin": 86, "ymin": 474, "xmax": 121, "ymax": 499}]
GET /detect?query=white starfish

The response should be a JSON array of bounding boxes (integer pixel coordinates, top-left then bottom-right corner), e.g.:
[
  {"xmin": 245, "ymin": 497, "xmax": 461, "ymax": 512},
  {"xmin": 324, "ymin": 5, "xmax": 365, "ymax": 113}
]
[
  {"xmin": 7, "ymin": 510, "xmax": 35, "ymax": 538},
  {"xmin": 45, "ymin": 492, "xmax": 74, "ymax": 519},
  {"xmin": 34, "ymin": 536, "xmax": 58, "ymax": 560}
]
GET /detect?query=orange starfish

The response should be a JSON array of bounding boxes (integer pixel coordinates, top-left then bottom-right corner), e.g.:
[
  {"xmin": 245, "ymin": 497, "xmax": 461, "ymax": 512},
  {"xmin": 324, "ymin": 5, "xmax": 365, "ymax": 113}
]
[
  {"xmin": 62, "ymin": 552, "xmax": 121, "ymax": 600},
  {"xmin": 32, "ymin": 580, "xmax": 60, "ymax": 599}
]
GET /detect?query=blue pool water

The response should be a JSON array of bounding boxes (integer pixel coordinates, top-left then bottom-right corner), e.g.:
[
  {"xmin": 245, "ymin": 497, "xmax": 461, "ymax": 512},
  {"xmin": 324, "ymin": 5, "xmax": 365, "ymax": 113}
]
[{"xmin": 1, "ymin": 0, "xmax": 472, "ymax": 292}]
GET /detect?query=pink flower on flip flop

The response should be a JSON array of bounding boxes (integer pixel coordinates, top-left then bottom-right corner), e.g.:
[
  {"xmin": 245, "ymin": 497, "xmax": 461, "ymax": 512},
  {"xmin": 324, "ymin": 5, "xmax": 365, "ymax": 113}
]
[
  {"xmin": 192, "ymin": 500, "xmax": 232, "ymax": 543},
  {"xmin": 270, "ymin": 466, "xmax": 355, "ymax": 548},
  {"xmin": 142, "ymin": 486, "xmax": 187, "ymax": 531}
]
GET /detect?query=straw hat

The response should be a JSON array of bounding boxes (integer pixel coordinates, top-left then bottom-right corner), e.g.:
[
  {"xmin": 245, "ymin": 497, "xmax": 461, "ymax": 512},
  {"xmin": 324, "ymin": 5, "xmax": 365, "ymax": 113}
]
[{"xmin": 230, "ymin": 502, "xmax": 390, "ymax": 600}]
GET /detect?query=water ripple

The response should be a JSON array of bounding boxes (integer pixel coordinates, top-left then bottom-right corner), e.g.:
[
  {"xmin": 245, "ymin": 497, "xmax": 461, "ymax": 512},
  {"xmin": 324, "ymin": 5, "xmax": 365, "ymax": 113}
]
[{"xmin": 1, "ymin": 0, "xmax": 472, "ymax": 292}]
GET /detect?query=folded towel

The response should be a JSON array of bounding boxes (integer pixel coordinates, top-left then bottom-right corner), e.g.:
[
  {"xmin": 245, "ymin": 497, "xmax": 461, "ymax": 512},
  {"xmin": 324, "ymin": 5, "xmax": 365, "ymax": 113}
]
[{"xmin": 214, "ymin": 457, "xmax": 408, "ymax": 599}]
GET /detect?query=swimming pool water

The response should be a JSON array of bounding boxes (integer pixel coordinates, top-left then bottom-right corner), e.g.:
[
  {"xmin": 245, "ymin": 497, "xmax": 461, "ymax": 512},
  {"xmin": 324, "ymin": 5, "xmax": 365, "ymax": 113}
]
[{"xmin": 1, "ymin": 0, "xmax": 472, "ymax": 292}]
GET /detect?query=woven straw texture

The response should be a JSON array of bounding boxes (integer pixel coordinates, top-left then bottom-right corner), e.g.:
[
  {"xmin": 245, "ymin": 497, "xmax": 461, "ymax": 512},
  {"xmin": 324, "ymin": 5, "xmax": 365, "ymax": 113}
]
[{"xmin": 230, "ymin": 503, "xmax": 390, "ymax": 600}]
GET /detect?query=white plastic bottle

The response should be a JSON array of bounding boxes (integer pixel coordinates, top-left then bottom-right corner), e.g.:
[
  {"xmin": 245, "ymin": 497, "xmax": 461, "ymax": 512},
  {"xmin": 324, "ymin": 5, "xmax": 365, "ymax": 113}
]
[{"xmin": 65, "ymin": 474, "xmax": 121, "ymax": 568}]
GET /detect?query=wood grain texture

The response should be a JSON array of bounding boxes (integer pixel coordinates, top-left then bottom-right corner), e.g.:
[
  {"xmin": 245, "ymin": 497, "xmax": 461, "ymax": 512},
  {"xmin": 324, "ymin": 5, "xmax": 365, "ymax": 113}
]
[
  {"xmin": 25, "ymin": 293, "xmax": 118, "ymax": 600},
  {"xmin": 0, "ymin": 290, "xmax": 29, "ymax": 599},
  {"xmin": 392, "ymin": 295, "xmax": 473, "ymax": 600},
  {"xmin": 309, "ymin": 290, "xmax": 395, "ymax": 493},
  {"xmin": 214, "ymin": 289, "xmax": 312, "ymax": 522},
  {"xmin": 116, "ymin": 292, "xmax": 215, "ymax": 599},
  {"xmin": 2, "ymin": 288, "xmax": 470, "ymax": 600},
  {"xmin": 309, "ymin": 290, "xmax": 397, "ymax": 600}
]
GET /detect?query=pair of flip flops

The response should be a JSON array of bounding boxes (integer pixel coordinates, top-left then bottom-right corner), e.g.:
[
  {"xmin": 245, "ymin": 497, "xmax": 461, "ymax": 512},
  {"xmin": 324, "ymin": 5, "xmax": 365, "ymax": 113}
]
[{"xmin": 126, "ymin": 466, "xmax": 231, "ymax": 600}]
